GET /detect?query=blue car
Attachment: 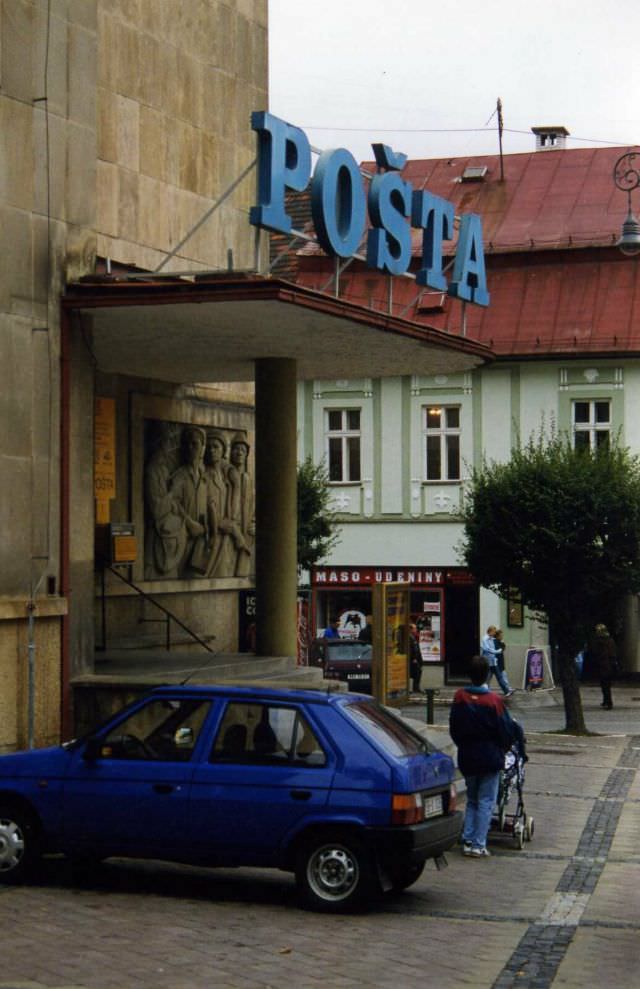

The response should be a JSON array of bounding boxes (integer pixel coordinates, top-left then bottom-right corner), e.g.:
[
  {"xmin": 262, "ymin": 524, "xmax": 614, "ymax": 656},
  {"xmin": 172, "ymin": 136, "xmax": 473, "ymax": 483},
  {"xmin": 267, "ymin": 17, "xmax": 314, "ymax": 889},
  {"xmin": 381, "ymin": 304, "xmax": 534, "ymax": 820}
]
[{"xmin": 0, "ymin": 684, "xmax": 461, "ymax": 911}]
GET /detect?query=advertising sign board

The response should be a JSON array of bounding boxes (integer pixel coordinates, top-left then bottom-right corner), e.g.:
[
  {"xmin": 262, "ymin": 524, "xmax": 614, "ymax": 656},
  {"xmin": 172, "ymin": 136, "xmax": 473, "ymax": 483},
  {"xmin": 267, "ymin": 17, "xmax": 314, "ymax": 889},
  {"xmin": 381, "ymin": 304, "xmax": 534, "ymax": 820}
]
[
  {"xmin": 250, "ymin": 111, "xmax": 490, "ymax": 307},
  {"xmin": 371, "ymin": 583, "xmax": 410, "ymax": 706}
]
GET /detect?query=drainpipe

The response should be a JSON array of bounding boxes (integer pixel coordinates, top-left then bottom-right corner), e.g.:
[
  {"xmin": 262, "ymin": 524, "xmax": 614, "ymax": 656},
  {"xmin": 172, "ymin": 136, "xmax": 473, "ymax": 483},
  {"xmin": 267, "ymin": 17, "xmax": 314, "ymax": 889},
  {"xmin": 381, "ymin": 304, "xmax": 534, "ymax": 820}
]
[
  {"xmin": 26, "ymin": 572, "xmax": 46, "ymax": 749},
  {"xmin": 60, "ymin": 307, "xmax": 72, "ymax": 739},
  {"xmin": 26, "ymin": 598, "xmax": 36, "ymax": 749}
]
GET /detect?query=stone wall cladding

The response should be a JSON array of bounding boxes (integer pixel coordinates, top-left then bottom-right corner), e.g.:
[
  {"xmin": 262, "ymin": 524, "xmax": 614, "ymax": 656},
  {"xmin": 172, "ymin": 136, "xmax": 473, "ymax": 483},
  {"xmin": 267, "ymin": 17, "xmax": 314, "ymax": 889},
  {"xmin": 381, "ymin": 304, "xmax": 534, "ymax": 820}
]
[{"xmin": 96, "ymin": 0, "xmax": 267, "ymax": 272}]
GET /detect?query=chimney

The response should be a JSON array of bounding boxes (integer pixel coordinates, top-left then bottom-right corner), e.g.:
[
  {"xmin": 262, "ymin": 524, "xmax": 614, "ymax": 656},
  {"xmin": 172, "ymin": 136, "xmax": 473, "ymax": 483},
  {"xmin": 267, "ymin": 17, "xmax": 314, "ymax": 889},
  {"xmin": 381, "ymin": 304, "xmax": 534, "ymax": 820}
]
[{"xmin": 531, "ymin": 126, "xmax": 570, "ymax": 151}]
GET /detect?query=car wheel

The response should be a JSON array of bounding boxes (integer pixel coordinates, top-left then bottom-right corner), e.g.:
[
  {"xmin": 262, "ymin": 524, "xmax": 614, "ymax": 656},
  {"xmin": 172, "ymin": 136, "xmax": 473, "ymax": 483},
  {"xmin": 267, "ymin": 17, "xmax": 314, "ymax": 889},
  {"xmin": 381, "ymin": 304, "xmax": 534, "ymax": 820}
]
[
  {"xmin": 388, "ymin": 861, "xmax": 425, "ymax": 892},
  {"xmin": 0, "ymin": 805, "xmax": 37, "ymax": 884},
  {"xmin": 296, "ymin": 833, "xmax": 373, "ymax": 912}
]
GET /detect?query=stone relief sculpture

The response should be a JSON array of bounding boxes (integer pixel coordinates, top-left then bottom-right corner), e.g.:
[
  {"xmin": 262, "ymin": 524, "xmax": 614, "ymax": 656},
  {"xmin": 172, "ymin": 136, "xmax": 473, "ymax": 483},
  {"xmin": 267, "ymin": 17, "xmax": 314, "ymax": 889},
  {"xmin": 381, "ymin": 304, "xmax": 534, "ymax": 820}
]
[{"xmin": 143, "ymin": 420, "xmax": 255, "ymax": 581}]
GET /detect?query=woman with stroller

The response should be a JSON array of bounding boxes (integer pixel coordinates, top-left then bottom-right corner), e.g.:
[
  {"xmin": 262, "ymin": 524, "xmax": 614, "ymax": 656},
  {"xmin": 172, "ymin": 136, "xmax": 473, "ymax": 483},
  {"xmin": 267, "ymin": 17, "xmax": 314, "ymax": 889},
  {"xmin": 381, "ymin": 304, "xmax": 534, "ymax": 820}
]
[{"xmin": 449, "ymin": 654, "xmax": 517, "ymax": 858}]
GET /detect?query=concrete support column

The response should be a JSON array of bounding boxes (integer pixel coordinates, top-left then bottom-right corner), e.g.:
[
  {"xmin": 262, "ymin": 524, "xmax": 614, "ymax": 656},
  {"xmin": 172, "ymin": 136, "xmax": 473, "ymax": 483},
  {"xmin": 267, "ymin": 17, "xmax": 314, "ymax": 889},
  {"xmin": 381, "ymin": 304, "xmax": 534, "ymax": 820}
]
[{"xmin": 255, "ymin": 358, "xmax": 297, "ymax": 657}]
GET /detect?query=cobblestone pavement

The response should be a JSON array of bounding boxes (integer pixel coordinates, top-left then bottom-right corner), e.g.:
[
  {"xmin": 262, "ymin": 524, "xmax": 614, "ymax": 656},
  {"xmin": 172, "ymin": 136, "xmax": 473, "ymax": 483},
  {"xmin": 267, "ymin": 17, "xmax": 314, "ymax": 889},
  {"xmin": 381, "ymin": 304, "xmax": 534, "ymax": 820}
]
[{"xmin": 1, "ymin": 688, "xmax": 640, "ymax": 988}]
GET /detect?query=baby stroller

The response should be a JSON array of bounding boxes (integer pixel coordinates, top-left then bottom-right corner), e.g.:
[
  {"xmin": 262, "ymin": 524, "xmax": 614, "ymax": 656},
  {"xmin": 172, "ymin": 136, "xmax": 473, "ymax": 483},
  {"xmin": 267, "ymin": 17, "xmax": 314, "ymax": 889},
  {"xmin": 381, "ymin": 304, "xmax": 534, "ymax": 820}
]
[{"xmin": 490, "ymin": 720, "xmax": 534, "ymax": 849}]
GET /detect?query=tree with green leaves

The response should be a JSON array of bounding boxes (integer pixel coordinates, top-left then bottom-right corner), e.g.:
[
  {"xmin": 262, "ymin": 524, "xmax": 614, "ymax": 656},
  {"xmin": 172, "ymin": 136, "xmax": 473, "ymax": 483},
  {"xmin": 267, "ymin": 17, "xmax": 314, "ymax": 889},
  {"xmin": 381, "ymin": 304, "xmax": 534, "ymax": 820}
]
[
  {"xmin": 297, "ymin": 456, "xmax": 340, "ymax": 578},
  {"xmin": 461, "ymin": 431, "xmax": 640, "ymax": 733}
]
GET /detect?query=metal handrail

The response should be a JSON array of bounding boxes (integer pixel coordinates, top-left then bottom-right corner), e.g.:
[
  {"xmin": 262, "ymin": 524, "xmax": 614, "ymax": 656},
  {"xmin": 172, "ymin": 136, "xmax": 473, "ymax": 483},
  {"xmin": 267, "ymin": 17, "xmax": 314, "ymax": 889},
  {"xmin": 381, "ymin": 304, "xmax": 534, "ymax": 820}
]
[{"xmin": 102, "ymin": 566, "xmax": 216, "ymax": 654}]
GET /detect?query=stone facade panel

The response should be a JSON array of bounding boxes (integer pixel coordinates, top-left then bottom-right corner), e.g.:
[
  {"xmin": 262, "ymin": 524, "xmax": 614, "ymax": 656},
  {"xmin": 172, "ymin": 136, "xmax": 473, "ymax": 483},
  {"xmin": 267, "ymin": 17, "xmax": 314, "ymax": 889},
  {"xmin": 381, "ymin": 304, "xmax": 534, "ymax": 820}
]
[
  {"xmin": 1, "ymin": 0, "xmax": 35, "ymax": 104},
  {"xmin": 68, "ymin": 20, "xmax": 98, "ymax": 129},
  {"xmin": 0, "ymin": 208, "xmax": 33, "ymax": 312},
  {"xmin": 117, "ymin": 167, "xmax": 139, "ymax": 243},
  {"xmin": 138, "ymin": 173, "xmax": 170, "ymax": 249},
  {"xmin": 97, "ymin": 86, "xmax": 118, "ymax": 163},
  {"xmin": 33, "ymin": 110, "xmax": 67, "ymax": 220},
  {"xmin": 0, "ymin": 99, "xmax": 34, "ymax": 211},
  {"xmin": 97, "ymin": 7, "xmax": 118, "ymax": 90},
  {"xmin": 114, "ymin": 18, "xmax": 142, "ymax": 101},
  {"xmin": 36, "ymin": 3, "xmax": 69, "ymax": 118},
  {"xmin": 66, "ymin": 122, "xmax": 98, "ymax": 226},
  {"xmin": 139, "ymin": 105, "xmax": 167, "ymax": 183},
  {"xmin": 68, "ymin": 0, "xmax": 98, "ymax": 32},
  {"xmin": 116, "ymin": 95, "xmax": 140, "ymax": 171}
]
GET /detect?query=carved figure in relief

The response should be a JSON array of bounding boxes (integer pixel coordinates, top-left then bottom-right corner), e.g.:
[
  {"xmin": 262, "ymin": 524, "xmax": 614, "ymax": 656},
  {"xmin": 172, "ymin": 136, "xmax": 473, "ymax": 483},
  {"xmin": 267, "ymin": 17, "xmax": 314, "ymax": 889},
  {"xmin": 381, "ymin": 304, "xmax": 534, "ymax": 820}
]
[
  {"xmin": 144, "ymin": 422, "xmax": 184, "ymax": 579},
  {"xmin": 227, "ymin": 433, "xmax": 255, "ymax": 577},
  {"xmin": 204, "ymin": 429, "xmax": 233, "ymax": 577},
  {"xmin": 170, "ymin": 426, "xmax": 211, "ymax": 576}
]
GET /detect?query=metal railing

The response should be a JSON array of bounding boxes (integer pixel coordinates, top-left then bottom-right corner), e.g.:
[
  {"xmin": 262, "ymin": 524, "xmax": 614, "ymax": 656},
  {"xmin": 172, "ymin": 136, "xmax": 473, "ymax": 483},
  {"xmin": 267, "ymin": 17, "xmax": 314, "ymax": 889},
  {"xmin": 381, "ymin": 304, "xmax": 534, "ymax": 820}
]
[{"xmin": 98, "ymin": 565, "xmax": 215, "ymax": 654}]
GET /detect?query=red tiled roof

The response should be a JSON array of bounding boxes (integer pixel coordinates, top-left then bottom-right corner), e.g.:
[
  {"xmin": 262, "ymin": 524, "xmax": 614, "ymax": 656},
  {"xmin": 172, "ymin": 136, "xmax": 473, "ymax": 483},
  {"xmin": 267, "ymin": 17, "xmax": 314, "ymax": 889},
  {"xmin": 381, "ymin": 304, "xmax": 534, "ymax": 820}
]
[
  {"xmin": 382, "ymin": 146, "xmax": 627, "ymax": 253},
  {"xmin": 292, "ymin": 145, "xmax": 640, "ymax": 356}
]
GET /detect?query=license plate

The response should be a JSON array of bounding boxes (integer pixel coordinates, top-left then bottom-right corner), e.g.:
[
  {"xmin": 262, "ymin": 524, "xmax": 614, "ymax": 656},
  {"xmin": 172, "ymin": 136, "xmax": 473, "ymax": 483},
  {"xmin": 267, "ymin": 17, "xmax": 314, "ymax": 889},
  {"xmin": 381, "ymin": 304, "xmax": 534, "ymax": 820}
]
[
  {"xmin": 423, "ymin": 794, "xmax": 443, "ymax": 818},
  {"xmin": 347, "ymin": 673, "xmax": 369, "ymax": 679}
]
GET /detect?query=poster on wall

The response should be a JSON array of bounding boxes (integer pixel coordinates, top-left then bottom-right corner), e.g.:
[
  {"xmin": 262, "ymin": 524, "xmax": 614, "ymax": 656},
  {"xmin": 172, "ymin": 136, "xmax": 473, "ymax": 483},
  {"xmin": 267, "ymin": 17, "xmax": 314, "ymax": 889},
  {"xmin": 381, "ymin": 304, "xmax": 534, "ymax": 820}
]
[
  {"xmin": 418, "ymin": 598, "xmax": 442, "ymax": 661},
  {"xmin": 337, "ymin": 610, "xmax": 367, "ymax": 639}
]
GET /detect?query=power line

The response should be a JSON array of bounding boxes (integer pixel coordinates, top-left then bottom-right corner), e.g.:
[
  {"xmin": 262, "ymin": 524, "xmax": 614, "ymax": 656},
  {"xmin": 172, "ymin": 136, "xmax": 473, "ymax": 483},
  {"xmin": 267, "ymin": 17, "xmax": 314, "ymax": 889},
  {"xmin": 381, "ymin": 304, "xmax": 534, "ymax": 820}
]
[{"xmin": 294, "ymin": 123, "xmax": 634, "ymax": 147}]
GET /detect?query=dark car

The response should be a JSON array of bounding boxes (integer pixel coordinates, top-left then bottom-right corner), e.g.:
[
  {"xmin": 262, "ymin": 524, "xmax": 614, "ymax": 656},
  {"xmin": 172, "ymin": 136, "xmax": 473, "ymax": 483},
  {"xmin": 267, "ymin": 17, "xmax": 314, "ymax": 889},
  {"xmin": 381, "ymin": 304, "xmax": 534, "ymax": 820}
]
[
  {"xmin": 0, "ymin": 683, "xmax": 461, "ymax": 911},
  {"xmin": 310, "ymin": 637, "xmax": 373, "ymax": 693}
]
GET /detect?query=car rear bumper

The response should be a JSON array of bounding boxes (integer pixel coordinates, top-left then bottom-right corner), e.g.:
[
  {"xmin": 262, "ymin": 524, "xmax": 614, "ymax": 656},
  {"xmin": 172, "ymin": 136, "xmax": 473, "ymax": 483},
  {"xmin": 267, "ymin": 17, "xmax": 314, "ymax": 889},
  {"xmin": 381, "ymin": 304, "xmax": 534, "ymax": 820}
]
[{"xmin": 365, "ymin": 810, "xmax": 463, "ymax": 865}]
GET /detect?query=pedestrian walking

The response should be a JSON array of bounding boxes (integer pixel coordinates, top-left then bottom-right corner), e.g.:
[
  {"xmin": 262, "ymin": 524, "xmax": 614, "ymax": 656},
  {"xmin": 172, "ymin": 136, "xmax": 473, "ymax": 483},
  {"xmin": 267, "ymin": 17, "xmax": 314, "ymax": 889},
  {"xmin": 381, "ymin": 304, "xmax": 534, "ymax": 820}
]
[
  {"xmin": 409, "ymin": 623, "xmax": 423, "ymax": 693},
  {"xmin": 589, "ymin": 623, "xmax": 618, "ymax": 710},
  {"xmin": 494, "ymin": 628, "xmax": 506, "ymax": 673},
  {"xmin": 481, "ymin": 624, "xmax": 513, "ymax": 696},
  {"xmin": 449, "ymin": 654, "xmax": 516, "ymax": 858}
]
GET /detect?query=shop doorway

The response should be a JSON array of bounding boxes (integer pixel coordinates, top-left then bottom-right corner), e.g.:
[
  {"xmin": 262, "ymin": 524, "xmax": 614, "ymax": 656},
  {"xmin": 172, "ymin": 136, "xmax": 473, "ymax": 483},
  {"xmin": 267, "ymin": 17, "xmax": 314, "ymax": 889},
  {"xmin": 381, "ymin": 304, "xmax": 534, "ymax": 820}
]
[{"xmin": 445, "ymin": 584, "xmax": 479, "ymax": 680}]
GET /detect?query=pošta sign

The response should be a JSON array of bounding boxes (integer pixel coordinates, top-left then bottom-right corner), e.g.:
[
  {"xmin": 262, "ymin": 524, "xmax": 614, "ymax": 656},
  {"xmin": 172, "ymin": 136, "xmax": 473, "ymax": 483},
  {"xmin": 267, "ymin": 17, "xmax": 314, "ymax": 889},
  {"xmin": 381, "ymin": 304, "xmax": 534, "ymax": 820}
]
[{"xmin": 249, "ymin": 110, "xmax": 489, "ymax": 307}]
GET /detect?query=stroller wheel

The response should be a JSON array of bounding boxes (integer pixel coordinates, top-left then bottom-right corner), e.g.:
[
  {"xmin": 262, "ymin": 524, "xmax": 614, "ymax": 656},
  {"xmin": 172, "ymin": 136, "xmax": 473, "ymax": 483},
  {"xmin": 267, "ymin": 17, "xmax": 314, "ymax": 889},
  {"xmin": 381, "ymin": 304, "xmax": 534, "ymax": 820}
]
[
  {"xmin": 525, "ymin": 816, "xmax": 535, "ymax": 841},
  {"xmin": 513, "ymin": 822, "xmax": 525, "ymax": 849}
]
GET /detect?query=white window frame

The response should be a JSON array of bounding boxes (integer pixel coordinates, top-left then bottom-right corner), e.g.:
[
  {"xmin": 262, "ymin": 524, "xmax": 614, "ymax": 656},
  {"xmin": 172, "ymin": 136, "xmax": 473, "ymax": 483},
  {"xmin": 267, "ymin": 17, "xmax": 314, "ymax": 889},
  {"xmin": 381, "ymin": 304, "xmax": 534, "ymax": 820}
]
[
  {"xmin": 572, "ymin": 399, "xmax": 611, "ymax": 451},
  {"xmin": 325, "ymin": 408, "xmax": 361, "ymax": 483},
  {"xmin": 423, "ymin": 404, "xmax": 461, "ymax": 481}
]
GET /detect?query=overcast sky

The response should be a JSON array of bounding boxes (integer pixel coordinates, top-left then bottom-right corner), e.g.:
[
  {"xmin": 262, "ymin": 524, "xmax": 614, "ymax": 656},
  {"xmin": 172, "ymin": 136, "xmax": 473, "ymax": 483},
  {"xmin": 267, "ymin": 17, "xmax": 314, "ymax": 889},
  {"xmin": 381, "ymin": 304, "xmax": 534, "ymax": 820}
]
[{"xmin": 268, "ymin": 0, "xmax": 640, "ymax": 164}]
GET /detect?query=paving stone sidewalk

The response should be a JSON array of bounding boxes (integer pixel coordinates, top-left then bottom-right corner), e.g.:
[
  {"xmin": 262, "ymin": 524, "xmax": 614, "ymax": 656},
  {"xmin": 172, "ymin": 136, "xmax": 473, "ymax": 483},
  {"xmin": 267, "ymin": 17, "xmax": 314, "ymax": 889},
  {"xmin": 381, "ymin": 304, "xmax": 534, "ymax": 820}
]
[{"xmin": 1, "ymin": 729, "xmax": 639, "ymax": 987}]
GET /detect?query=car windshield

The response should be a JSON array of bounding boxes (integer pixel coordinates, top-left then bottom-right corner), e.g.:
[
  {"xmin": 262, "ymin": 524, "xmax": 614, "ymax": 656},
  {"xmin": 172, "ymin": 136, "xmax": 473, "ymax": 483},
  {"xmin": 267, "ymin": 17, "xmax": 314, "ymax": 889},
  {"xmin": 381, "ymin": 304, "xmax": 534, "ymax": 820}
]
[
  {"xmin": 342, "ymin": 699, "xmax": 433, "ymax": 757},
  {"xmin": 325, "ymin": 643, "xmax": 372, "ymax": 662}
]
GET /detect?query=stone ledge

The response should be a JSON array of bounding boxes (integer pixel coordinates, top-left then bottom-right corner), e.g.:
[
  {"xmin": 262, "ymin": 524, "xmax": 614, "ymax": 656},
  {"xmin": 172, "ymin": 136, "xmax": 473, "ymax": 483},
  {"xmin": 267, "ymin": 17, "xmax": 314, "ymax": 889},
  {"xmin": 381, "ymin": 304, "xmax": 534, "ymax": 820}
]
[{"xmin": 0, "ymin": 597, "xmax": 68, "ymax": 620}]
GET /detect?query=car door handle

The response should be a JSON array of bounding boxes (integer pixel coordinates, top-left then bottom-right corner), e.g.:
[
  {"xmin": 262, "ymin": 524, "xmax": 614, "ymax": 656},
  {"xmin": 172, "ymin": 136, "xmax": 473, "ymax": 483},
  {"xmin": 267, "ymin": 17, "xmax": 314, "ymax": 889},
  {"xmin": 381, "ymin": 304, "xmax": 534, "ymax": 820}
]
[
  {"xmin": 153, "ymin": 783, "xmax": 175, "ymax": 794},
  {"xmin": 290, "ymin": 789, "xmax": 312, "ymax": 801}
]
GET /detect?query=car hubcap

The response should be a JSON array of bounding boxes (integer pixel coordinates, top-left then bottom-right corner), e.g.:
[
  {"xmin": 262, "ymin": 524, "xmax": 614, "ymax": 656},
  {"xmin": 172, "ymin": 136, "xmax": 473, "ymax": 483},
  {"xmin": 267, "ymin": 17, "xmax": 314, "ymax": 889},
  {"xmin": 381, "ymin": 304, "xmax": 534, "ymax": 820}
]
[
  {"xmin": 308, "ymin": 845, "xmax": 358, "ymax": 901},
  {"xmin": 0, "ymin": 818, "xmax": 25, "ymax": 873}
]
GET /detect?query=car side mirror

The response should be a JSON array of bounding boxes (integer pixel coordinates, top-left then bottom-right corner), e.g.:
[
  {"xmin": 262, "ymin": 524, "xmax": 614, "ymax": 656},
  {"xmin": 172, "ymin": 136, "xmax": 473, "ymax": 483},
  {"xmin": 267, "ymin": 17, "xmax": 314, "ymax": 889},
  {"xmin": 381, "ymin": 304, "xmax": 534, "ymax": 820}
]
[{"xmin": 82, "ymin": 737, "xmax": 103, "ymax": 762}]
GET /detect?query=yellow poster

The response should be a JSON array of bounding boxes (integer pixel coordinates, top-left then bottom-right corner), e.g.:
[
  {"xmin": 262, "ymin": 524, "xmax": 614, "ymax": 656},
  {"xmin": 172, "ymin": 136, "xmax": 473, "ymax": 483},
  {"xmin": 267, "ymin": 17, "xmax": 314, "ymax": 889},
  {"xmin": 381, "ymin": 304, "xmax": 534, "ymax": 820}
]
[
  {"xmin": 95, "ymin": 397, "xmax": 116, "ymax": 522},
  {"xmin": 372, "ymin": 583, "xmax": 410, "ymax": 706}
]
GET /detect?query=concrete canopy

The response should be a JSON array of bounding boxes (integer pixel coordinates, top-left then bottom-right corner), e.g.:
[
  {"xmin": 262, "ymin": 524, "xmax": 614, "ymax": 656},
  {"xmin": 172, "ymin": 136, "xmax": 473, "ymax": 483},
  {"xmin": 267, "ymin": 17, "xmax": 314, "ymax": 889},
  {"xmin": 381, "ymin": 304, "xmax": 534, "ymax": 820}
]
[{"xmin": 63, "ymin": 275, "xmax": 493, "ymax": 382}]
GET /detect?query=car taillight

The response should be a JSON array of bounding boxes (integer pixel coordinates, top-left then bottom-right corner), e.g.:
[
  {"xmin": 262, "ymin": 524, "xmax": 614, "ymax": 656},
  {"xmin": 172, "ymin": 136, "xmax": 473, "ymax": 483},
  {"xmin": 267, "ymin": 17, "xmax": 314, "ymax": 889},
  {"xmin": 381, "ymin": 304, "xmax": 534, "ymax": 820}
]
[
  {"xmin": 391, "ymin": 793, "xmax": 424, "ymax": 826},
  {"xmin": 448, "ymin": 782, "xmax": 457, "ymax": 813}
]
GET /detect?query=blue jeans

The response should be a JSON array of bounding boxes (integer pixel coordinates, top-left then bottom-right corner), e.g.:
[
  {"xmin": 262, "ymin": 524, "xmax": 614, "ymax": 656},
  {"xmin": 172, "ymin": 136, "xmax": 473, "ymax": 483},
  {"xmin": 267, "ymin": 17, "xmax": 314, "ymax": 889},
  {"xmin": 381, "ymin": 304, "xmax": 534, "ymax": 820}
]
[
  {"xmin": 487, "ymin": 663, "xmax": 511, "ymax": 695},
  {"xmin": 462, "ymin": 772, "xmax": 500, "ymax": 850}
]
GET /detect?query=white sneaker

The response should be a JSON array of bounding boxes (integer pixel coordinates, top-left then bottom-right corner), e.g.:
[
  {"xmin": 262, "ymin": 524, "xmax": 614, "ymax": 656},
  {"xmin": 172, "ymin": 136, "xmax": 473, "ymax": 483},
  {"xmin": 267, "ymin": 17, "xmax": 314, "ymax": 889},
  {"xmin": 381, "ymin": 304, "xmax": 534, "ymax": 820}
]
[
  {"xmin": 469, "ymin": 846, "xmax": 491, "ymax": 858},
  {"xmin": 462, "ymin": 842, "xmax": 473, "ymax": 856}
]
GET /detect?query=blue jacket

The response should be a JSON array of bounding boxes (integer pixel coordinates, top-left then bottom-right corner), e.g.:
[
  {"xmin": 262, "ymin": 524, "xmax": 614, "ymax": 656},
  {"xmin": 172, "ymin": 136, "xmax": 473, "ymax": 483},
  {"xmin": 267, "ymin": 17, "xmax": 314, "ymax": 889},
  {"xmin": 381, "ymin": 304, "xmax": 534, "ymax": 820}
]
[
  {"xmin": 449, "ymin": 685, "xmax": 515, "ymax": 777},
  {"xmin": 481, "ymin": 633, "xmax": 502, "ymax": 666}
]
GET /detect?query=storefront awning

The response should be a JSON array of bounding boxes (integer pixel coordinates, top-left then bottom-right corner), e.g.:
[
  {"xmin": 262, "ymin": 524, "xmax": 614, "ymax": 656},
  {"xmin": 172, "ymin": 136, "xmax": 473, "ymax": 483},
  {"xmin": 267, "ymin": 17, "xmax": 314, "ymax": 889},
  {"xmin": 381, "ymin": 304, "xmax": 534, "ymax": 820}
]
[{"xmin": 63, "ymin": 274, "xmax": 493, "ymax": 382}]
